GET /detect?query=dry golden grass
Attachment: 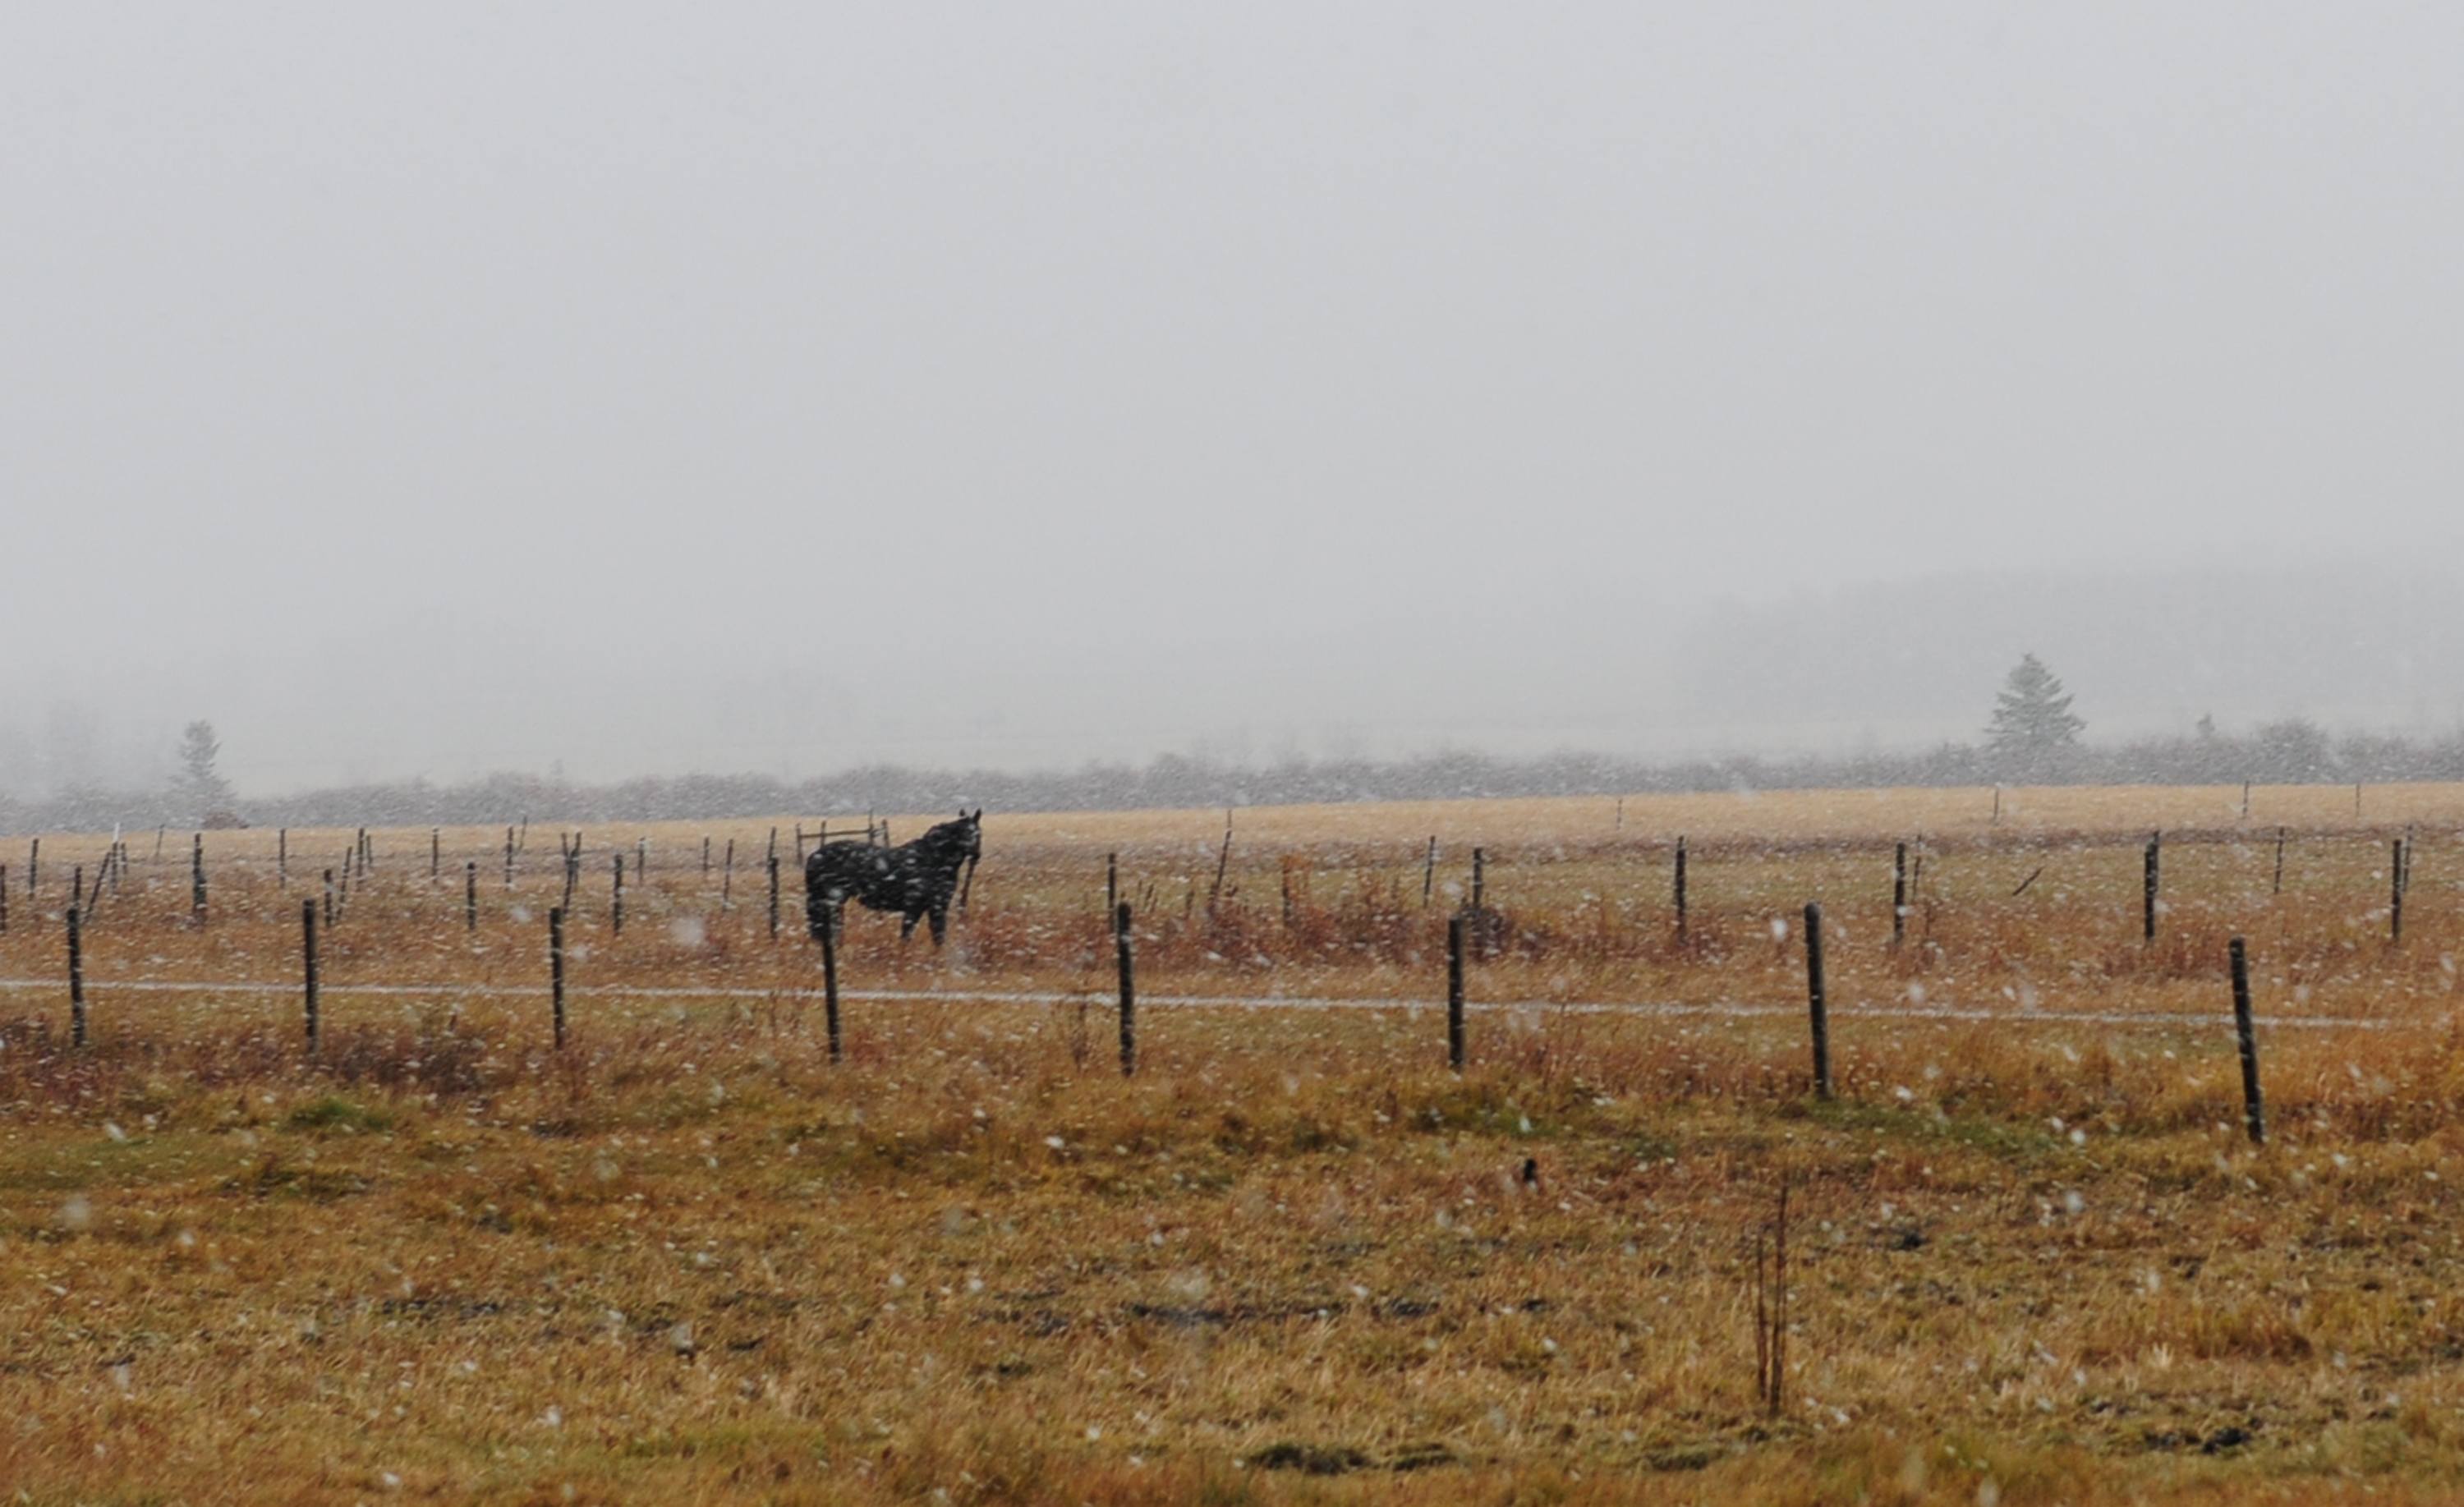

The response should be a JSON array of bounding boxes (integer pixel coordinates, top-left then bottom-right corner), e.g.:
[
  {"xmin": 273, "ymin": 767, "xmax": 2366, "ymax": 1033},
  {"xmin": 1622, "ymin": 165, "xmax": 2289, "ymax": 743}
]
[{"xmin": 4, "ymin": 785, "xmax": 2464, "ymax": 1504}]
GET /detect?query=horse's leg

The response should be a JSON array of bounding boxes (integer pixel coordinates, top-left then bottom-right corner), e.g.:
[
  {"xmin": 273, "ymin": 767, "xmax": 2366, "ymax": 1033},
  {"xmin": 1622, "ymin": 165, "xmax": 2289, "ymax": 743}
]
[
  {"xmin": 900, "ymin": 908, "xmax": 919, "ymax": 940},
  {"xmin": 928, "ymin": 902, "xmax": 948, "ymax": 947}
]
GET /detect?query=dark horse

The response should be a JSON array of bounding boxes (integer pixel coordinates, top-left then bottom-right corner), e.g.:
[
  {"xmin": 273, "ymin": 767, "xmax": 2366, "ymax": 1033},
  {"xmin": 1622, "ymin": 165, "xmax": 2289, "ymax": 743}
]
[{"xmin": 805, "ymin": 811, "xmax": 981, "ymax": 946}]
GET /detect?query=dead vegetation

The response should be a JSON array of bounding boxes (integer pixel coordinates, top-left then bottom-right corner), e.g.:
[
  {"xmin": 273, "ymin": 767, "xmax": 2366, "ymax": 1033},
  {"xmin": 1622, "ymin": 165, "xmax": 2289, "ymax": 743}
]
[{"xmin": 2, "ymin": 785, "xmax": 2462, "ymax": 1502}]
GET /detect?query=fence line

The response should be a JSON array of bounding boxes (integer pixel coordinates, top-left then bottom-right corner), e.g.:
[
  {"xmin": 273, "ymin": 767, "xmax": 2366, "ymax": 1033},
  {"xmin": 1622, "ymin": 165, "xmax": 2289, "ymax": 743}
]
[{"xmin": 0, "ymin": 975, "xmax": 2416, "ymax": 1032}]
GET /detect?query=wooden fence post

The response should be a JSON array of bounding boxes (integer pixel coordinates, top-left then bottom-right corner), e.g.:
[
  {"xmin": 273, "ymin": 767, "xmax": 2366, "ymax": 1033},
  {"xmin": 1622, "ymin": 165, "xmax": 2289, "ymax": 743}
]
[
  {"xmin": 503, "ymin": 826, "xmax": 516, "ymax": 889},
  {"xmin": 767, "ymin": 853, "xmax": 780, "ymax": 939},
  {"xmin": 1106, "ymin": 852, "xmax": 1118, "ymax": 917},
  {"xmin": 67, "ymin": 903, "xmax": 85, "ymax": 1048},
  {"xmin": 1470, "ymin": 847, "xmax": 1485, "ymax": 912},
  {"xmin": 821, "ymin": 905, "xmax": 842, "ymax": 1065},
  {"xmin": 722, "ymin": 838, "xmax": 735, "ymax": 910},
  {"xmin": 1115, "ymin": 902, "xmax": 1136, "ymax": 1077},
  {"xmin": 301, "ymin": 899, "xmax": 320, "ymax": 1055},
  {"xmin": 465, "ymin": 861, "xmax": 478, "ymax": 933},
  {"xmin": 0, "ymin": 862, "xmax": 9, "ymax": 935},
  {"xmin": 28, "ymin": 837, "xmax": 38, "ymax": 897},
  {"xmin": 701, "ymin": 836, "xmax": 711, "ymax": 875},
  {"xmin": 2273, "ymin": 826, "xmax": 2287, "ymax": 896},
  {"xmin": 549, "ymin": 907, "xmax": 567, "ymax": 1050},
  {"xmin": 612, "ymin": 853, "xmax": 625, "ymax": 935},
  {"xmin": 1208, "ymin": 819, "xmax": 1232, "ymax": 914},
  {"xmin": 2391, "ymin": 838, "xmax": 2406, "ymax": 944},
  {"xmin": 1421, "ymin": 835, "xmax": 1437, "ymax": 907},
  {"xmin": 191, "ymin": 833, "xmax": 206, "ymax": 927},
  {"xmin": 2142, "ymin": 831, "xmax": 2160, "ymax": 943},
  {"xmin": 1804, "ymin": 901, "xmax": 1830, "ymax": 1100},
  {"xmin": 323, "ymin": 868, "xmax": 336, "ymax": 927},
  {"xmin": 1446, "ymin": 913, "xmax": 1466, "ymax": 1073},
  {"xmin": 2229, "ymin": 936, "xmax": 2264, "ymax": 1145},
  {"xmin": 1892, "ymin": 841, "xmax": 1908, "ymax": 949},
  {"xmin": 278, "ymin": 827, "xmax": 288, "ymax": 891},
  {"xmin": 1674, "ymin": 837, "xmax": 1689, "ymax": 942},
  {"xmin": 431, "ymin": 828, "xmax": 440, "ymax": 881}
]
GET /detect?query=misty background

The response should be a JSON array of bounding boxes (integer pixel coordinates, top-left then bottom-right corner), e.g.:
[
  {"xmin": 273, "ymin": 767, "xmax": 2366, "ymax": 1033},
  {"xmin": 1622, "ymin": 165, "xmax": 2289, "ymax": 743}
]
[{"xmin": 7, "ymin": 5, "xmax": 2461, "ymax": 806}]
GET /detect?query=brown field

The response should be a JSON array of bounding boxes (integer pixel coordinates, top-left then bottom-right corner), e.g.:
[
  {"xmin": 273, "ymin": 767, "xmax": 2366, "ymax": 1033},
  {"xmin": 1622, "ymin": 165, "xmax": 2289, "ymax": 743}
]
[{"xmin": 4, "ymin": 784, "xmax": 2464, "ymax": 1504}]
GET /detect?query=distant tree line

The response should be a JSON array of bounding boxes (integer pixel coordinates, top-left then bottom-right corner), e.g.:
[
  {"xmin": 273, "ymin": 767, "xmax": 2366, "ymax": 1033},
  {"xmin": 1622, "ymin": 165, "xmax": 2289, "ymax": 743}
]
[{"xmin": 0, "ymin": 715, "xmax": 2456, "ymax": 835}]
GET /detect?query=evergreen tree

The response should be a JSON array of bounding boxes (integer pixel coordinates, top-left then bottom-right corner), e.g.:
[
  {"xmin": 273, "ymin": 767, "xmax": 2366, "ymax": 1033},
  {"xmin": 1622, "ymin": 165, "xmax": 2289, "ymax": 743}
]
[
  {"xmin": 1984, "ymin": 654, "xmax": 2085, "ymax": 774},
  {"xmin": 174, "ymin": 719, "xmax": 236, "ymax": 820}
]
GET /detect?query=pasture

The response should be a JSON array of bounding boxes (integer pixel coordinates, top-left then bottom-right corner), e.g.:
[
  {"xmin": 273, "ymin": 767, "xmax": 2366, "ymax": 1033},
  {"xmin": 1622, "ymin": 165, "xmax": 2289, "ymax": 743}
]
[{"xmin": 3, "ymin": 784, "xmax": 2463, "ymax": 1504}]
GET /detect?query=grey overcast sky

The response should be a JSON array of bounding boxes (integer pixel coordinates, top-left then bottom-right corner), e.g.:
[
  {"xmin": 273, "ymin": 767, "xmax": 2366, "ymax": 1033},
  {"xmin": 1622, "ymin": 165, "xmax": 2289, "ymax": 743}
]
[{"xmin": 6, "ymin": 3, "xmax": 2462, "ymax": 792}]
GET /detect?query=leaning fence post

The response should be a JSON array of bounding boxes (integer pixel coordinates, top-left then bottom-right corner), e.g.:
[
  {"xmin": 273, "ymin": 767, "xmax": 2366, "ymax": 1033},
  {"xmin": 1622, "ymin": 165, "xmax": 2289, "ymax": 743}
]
[
  {"xmin": 1804, "ymin": 901, "xmax": 1831, "ymax": 1100},
  {"xmin": 67, "ymin": 902, "xmax": 86, "ymax": 1048},
  {"xmin": 301, "ymin": 898, "xmax": 320, "ymax": 1054},
  {"xmin": 1446, "ymin": 913, "xmax": 1467, "ymax": 1073},
  {"xmin": 549, "ymin": 907, "xmax": 567, "ymax": 1050},
  {"xmin": 2229, "ymin": 935, "xmax": 2264, "ymax": 1145},
  {"xmin": 1115, "ymin": 901, "xmax": 1137, "ymax": 1077},
  {"xmin": 820, "ymin": 906, "xmax": 843, "ymax": 1065}
]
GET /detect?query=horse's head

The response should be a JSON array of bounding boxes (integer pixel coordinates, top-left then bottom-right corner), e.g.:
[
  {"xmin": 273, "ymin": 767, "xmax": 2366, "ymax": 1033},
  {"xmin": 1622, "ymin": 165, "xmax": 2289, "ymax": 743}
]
[{"xmin": 920, "ymin": 809, "xmax": 983, "ymax": 864}]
